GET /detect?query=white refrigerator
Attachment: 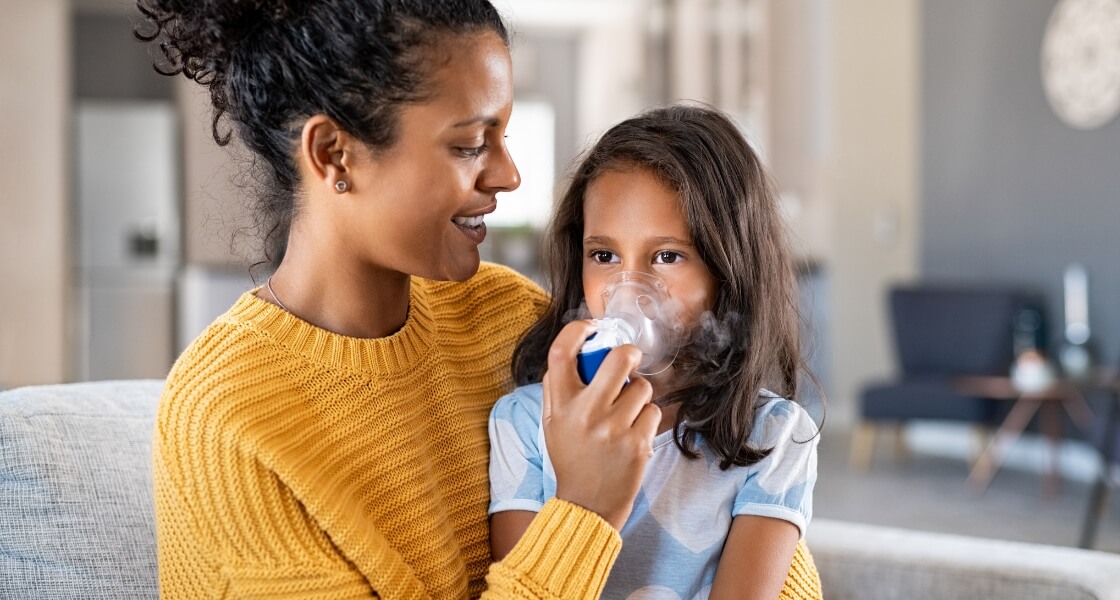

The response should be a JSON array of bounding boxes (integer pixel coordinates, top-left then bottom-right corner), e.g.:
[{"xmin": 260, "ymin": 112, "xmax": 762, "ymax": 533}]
[{"xmin": 74, "ymin": 101, "xmax": 179, "ymax": 381}]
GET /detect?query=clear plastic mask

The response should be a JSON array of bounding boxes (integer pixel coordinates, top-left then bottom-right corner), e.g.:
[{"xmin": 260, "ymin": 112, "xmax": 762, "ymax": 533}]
[{"xmin": 585, "ymin": 271, "xmax": 684, "ymax": 376}]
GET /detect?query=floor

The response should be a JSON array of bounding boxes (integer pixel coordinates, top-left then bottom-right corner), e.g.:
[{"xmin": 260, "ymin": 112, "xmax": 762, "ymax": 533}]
[{"xmin": 813, "ymin": 425, "xmax": 1120, "ymax": 554}]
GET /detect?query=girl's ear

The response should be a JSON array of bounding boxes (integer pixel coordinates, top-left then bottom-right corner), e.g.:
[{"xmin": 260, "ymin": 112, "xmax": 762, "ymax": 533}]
[{"xmin": 299, "ymin": 114, "xmax": 351, "ymax": 194}]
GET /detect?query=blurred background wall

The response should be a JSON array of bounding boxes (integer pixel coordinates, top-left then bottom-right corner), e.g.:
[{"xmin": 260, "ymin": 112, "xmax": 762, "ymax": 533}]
[
  {"xmin": 921, "ymin": 0, "xmax": 1120, "ymax": 369},
  {"xmin": 9, "ymin": 0, "xmax": 1118, "ymax": 438},
  {"xmin": 0, "ymin": 0, "xmax": 923, "ymax": 433}
]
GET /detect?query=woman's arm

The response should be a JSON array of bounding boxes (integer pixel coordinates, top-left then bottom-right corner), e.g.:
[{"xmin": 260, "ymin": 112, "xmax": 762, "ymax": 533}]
[
  {"xmin": 710, "ymin": 515, "xmax": 801, "ymax": 600},
  {"xmin": 482, "ymin": 498, "xmax": 622, "ymax": 599},
  {"xmin": 482, "ymin": 320, "xmax": 659, "ymax": 599}
]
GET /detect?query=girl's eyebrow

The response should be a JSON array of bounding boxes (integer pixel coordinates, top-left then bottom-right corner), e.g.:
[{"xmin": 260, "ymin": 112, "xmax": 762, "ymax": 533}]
[
  {"xmin": 649, "ymin": 235, "xmax": 695, "ymax": 247},
  {"xmin": 583, "ymin": 235, "xmax": 694, "ymax": 247}
]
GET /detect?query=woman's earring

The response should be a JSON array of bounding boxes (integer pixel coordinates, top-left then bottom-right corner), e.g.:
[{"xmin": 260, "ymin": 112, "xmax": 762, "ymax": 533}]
[{"xmin": 334, "ymin": 180, "xmax": 348, "ymax": 193}]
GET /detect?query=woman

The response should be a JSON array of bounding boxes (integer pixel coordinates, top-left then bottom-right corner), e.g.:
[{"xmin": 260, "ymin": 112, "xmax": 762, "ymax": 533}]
[{"xmin": 137, "ymin": 1, "xmax": 656, "ymax": 597}]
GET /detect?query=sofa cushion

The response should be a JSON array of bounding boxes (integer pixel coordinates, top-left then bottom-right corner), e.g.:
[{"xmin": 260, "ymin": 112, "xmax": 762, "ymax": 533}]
[
  {"xmin": 809, "ymin": 518, "xmax": 1120, "ymax": 600},
  {"xmin": 0, "ymin": 379, "xmax": 163, "ymax": 599}
]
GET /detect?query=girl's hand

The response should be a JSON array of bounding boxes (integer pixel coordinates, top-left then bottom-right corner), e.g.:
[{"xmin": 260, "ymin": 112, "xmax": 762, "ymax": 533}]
[{"xmin": 541, "ymin": 320, "xmax": 661, "ymax": 531}]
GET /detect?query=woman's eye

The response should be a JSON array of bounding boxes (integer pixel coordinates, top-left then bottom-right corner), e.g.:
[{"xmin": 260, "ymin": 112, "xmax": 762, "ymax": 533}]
[
  {"xmin": 591, "ymin": 250, "xmax": 616, "ymax": 264},
  {"xmin": 456, "ymin": 144, "xmax": 488, "ymax": 158},
  {"xmin": 655, "ymin": 251, "xmax": 681, "ymax": 264}
]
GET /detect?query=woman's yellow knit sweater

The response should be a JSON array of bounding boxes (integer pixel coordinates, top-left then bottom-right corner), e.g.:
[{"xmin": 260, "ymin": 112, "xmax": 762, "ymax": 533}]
[{"xmin": 153, "ymin": 262, "xmax": 821, "ymax": 599}]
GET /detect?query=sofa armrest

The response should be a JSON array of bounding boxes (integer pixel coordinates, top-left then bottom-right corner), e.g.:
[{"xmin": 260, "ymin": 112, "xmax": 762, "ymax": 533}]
[
  {"xmin": 808, "ymin": 518, "xmax": 1120, "ymax": 600},
  {"xmin": 0, "ymin": 379, "xmax": 164, "ymax": 599}
]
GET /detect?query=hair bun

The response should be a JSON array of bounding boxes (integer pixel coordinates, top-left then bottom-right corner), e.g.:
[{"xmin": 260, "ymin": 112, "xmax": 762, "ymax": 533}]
[{"xmin": 135, "ymin": 0, "xmax": 304, "ymax": 78}]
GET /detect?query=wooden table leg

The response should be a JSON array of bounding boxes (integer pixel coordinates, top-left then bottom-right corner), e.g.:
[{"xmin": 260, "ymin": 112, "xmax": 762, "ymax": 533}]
[
  {"xmin": 1041, "ymin": 400, "xmax": 1064, "ymax": 498},
  {"xmin": 1080, "ymin": 388, "xmax": 1120, "ymax": 548},
  {"xmin": 968, "ymin": 397, "xmax": 1041, "ymax": 492},
  {"xmin": 1079, "ymin": 474, "xmax": 1112, "ymax": 548},
  {"xmin": 849, "ymin": 422, "xmax": 877, "ymax": 471},
  {"xmin": 1059, "ymin": 386, "xmax": 1095, "ymax": 429}
]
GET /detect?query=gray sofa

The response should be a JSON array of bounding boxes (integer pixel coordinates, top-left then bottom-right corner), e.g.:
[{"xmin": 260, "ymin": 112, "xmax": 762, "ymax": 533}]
[{"xmin": 2, "ymin": 380, "xmax": 1119, "ymax": 599}]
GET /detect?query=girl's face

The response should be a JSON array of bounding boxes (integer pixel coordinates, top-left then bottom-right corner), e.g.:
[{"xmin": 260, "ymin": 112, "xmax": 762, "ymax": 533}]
[
  {"xmin": 342, "ymin": 31, "xmax": 520, "ymax": 282},
  {"xmin": 581, "ymin": 168, "xmax": 718, "ymax": 333}
]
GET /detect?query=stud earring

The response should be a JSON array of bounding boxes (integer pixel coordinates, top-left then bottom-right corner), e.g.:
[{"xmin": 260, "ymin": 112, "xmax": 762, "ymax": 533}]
[{"xmin": 334, "ymin": 180, "xmax": 348, "ymax": 193}]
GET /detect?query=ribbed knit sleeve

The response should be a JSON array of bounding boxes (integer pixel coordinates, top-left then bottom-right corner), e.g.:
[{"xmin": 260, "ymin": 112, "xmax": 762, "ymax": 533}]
[
  {"xmin": 781, "ymin": 541, "xmax": 822, "ymax": 600},
  {"xmin": 483, "ymin": 499, "xmax": 621, "ymax": 599}
]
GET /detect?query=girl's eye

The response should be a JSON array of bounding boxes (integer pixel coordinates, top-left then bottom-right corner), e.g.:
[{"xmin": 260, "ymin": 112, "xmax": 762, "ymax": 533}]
[
  {"xmin": 654, "ymin": 251, "xmax": 681, "ymax": 264},
  {"xmin": 590, "ymin": 250, "xmax": 617, "ymax": 264}
]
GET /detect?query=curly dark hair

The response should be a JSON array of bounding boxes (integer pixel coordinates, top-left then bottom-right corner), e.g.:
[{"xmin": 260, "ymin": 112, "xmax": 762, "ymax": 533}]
[
  {"xmin": 513, "ymin": 104, "xmax": 822, "ymax": 470},
  {"xmin": 134, "ymin": 0, "xmax": 509, "ymax": 268}
]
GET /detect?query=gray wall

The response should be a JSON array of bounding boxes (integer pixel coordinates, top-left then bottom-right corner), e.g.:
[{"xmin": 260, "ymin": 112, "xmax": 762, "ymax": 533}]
[
  {"xmin": 922, "ymin": 0, "xmax": 1120, "ymax": 366},
  {"xmin": 74, "ymin": 12, "xmax": 172, "ymax": 100}
]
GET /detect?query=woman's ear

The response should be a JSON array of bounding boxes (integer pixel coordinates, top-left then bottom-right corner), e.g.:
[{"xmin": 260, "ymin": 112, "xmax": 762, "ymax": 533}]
[{"xmin": 299, "ymin": 114, "xmax": 351, "ymax": 194}]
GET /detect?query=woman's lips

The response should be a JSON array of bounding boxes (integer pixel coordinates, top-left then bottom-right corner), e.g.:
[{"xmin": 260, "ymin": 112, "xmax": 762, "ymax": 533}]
[{"xmin": 452, "ymin": 215, "xmax": 487, "ymax": 244}]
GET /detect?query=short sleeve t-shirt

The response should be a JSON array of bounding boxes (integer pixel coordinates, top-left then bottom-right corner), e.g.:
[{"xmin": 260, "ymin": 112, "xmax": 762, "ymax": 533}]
[{"xmin": 488, "ymin": 383, "xmax": 819, "ymax": 600}]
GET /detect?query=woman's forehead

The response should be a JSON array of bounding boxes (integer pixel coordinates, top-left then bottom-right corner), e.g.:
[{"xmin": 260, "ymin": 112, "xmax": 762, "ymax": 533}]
[{"xmin": 408, "ymin": 31, "xmax": 513, "ymax": 128}]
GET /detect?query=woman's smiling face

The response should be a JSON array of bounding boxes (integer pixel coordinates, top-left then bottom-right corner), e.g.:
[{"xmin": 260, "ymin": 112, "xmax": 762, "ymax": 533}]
[{"xmin": 341, "ymin": 31, "xmax": 520, "ymax": 282}]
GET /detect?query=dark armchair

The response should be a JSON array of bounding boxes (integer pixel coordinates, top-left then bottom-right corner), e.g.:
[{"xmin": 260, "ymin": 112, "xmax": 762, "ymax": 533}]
[{"xmin": 852, "ymin": 285, "xmax": 1043, "ymax": 469}]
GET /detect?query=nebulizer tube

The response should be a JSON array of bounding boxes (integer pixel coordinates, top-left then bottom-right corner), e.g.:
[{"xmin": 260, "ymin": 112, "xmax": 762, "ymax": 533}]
[{"xmin": 576, "ymin": 271, "xmax": 684, "ymax": 384}]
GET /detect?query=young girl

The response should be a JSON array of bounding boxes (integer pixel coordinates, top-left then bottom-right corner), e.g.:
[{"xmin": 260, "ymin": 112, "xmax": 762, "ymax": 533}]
[{"xmin": 489, "ymin": 104, "xmax": 822, "ymax": 600}]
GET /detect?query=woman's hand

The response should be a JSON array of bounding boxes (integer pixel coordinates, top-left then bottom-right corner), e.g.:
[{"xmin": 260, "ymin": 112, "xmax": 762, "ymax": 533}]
[{"xmin": 542, "ymin": 320, "xmax": 661, "ymax": 531}]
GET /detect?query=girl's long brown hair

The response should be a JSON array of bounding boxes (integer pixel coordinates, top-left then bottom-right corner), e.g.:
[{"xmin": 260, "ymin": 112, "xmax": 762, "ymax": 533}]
[{"xmin": 513, "ymin": 103, "xmax": 820, "ymax": 469}]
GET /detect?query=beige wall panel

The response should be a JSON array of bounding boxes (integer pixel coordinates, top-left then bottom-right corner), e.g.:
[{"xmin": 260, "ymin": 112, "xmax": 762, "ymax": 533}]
[
  {"xmin": 0, "ymin": 1, "xmax": 70, "ymax": 386},
  {"xmin": 826, "ymin": 0, "xmax": 920, "ymax": 427}
]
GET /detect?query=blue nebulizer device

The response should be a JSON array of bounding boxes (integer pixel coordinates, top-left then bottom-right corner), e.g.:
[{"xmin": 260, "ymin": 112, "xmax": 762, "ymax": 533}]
[
  {"xmin": 577, "ymin": 319, "xmax": 637, "ymax": 385},
  {"xmin": 576, "ymin": 271, "xmax": 683, "ymax": 385}
]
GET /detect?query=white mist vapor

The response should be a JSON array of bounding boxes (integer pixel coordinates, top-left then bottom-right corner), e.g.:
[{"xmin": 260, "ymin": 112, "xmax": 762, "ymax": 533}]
[
  {"xmin": 688, "ymin": 310, "xmax": 744, "ymax": 363},
  {"xmin": 562, "ymin": 301, "xmax": 593, "ymax": 324}
]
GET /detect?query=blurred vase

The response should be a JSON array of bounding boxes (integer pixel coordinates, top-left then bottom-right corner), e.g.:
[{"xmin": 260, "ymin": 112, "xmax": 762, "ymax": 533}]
[
  {"xmin": 1011, "ymin": 349, "xmax": 1056, "ymax": 393},
  {"xmin": 1058, "ymin": 263, "xmax": 1094, "ymax": 381}
]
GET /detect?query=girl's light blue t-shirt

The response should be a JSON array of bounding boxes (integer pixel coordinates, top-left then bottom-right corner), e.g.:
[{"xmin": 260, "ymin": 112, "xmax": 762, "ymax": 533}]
[{"xmin": 488, "ymin": 383, "xmax": 819, "ymax": 600}]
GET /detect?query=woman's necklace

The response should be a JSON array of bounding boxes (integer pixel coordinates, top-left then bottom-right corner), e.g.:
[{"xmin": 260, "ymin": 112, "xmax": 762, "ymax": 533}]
[{"xmin": 266, "ymin": 276, "xmax": 290, "ymax": 312}]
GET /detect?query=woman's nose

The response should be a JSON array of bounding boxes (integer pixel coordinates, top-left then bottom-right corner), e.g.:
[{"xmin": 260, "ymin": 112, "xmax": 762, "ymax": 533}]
[{"xmin": 480, "ymin": 140, "xmax": 520, "ymax": 193}]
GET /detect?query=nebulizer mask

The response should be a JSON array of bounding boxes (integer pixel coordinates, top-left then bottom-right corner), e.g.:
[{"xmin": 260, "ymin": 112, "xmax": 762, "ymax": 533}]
[{"xmin": 576, "ymin": 271, "xmax": 684, "ymax": 384}]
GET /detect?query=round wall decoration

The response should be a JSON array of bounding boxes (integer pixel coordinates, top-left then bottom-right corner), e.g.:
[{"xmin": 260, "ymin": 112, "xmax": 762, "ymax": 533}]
[{"xmin": 1041, "ymin": 0, "xmax": 1120, "ymax": 130}]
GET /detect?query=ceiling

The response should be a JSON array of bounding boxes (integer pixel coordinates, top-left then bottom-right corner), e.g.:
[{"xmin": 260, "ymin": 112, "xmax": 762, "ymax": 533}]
[
  {"xmin": 71, "ymin": 0, "xmax": 137, "ymax": 16},
  {"xmin": 72, "ymin": 0, "xmax": 646, "ymax": 23}
]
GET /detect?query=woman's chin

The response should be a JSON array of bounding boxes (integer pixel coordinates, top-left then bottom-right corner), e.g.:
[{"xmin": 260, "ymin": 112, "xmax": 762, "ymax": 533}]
[{"xmin": 428, "ymin": 253, "xmax": 482, "ymax": 283}]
